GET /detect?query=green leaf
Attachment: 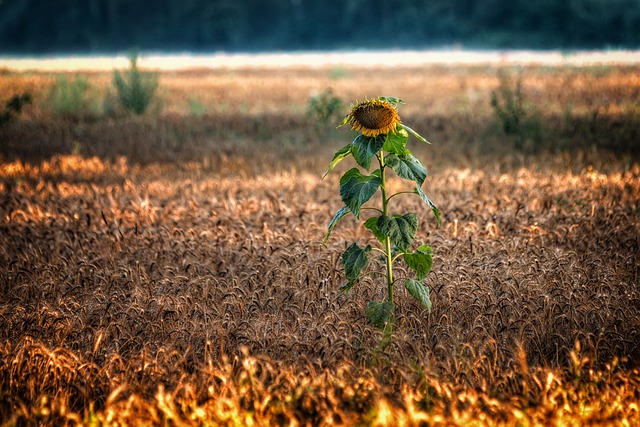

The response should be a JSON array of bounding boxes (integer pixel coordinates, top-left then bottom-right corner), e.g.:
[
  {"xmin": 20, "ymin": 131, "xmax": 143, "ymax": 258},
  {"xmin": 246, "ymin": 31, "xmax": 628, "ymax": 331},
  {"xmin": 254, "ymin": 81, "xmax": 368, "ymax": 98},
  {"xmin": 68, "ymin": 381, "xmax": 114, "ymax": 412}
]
[
  {"xmin": 323, "ymin": 143, "xmax": 352, "ymax": 178},
  {"xmin": 341, "ymin": 242, "xmax": 371, "ymax": 283},
  {"xmin": 351, "ymin": 134, "xmax": 385, "ymax": 171},
  {"xmin": 383, "ymin": 126, "xmax": 408, "ymax": 154},
  {"xmin": 403, "ymin": 244, "xmax": 433, "ymax": 280},
  {"xmin": 400, "ymin": 124, "xmax": 431, "ymax": 144},
  {"xmin": 415, "ymin": 185, "xmax": 441, "ymax": 228},
  {"xmin": 364, "ymin": 216, "xmax": 385, "ymax": 242},
  {"xmin": 385, "ymin": 151, "xmax": 427, "ymax": 186},
  {"xmin": 378, "ymin": 96, "xmax": 405, "ymax": 105},
  {"xmin": 338, "ymin": 114, "xmax": 350, "ymax": 127},
  {"xmin": 323, "ymin": 205, "xmax": 350, "ymax": 244},
  {"xmin": 365, "ymin": 301, "xmax": 394, "ymax": 328},
  {"xmin": 339, "ymin": 168, "xmax": 382, "ymax": 217},
  {"xmin": 403, "ymin": 279, "xmax": 432, "ymax": 312},
  {"xmin": 377, "ymin": 213, "xmax": 418, "ymax": 251},
  {"xmin": 339, "ymin": 281, "xmax": 356, "ymax": 293}
]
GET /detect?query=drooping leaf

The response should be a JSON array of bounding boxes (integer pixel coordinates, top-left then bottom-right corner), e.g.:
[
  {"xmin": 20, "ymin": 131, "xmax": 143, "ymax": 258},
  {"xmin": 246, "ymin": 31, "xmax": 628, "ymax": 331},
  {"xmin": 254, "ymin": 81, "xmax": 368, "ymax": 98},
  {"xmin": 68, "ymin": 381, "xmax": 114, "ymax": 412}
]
[
  {"xmin": 403, "ymin": 244, "xmax": 433, "ymax": 280},
  {"xmin": 383, "ymin": 126, "xmax": 408, "ymax": 154},
  {"xmin": 364, "ymin": 216, "xmax": 385, "ymax": 242},
  {"xmin": 385, "ymin": 151, "xmax": 427, "ymax": 186},
  {"xmin": 339, "ymin": 168, "xmax": 382, "ymax": 217},
  {"xmin": 365, "ymin": 300, "xmax": 394, "ymax": 328},
  {"xmin": 323, "ymin": 205, "xmax": 350, "ymax": 244},
  {"xmin": 376, "ymin": 213, "xmax": 418, "ymax": 251},
  {"xmin": 323, "ymin": 143, "xmax": 352, "ymax": 178},
  {"xmin": 341, "ymin": 242, "xmax": 371, "ymax": 283},
  {"xmin": 403, "ymin": 279, "xmax": 432, "ymax": 312},
  {"xmin": 400, "ymin": 123, "xmax": 431, "ymax": 144},
  {"xmin": 351, "ymin": 134, "xmax": 385, "ymax": 171},
  {"xmin": 415, "ymin": 185, "xmax": 441, "ymax": 228}
]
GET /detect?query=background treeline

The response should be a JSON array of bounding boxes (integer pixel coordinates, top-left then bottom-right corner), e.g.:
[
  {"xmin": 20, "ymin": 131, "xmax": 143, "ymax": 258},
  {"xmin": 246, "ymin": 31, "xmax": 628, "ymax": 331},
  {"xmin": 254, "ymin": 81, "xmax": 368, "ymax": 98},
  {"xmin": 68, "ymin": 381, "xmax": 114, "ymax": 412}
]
[{"xmin": 1, "ymin": 0, "xmax": 640, "ymax": 53}]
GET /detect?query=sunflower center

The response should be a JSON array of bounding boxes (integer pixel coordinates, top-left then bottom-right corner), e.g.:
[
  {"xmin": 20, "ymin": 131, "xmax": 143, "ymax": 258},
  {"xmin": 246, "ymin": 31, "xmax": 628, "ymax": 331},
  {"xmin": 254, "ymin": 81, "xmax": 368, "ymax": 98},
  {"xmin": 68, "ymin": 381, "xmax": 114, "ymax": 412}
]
[{"xmin": 353, "ymin": 104, "xmax": 396, "ymax": 130}]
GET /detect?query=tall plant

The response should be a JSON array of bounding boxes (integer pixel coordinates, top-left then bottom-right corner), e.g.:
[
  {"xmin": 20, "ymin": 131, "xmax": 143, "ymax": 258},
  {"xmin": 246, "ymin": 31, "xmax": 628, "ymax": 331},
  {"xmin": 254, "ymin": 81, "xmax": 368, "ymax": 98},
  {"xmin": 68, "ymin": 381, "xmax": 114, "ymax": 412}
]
[
  {"xmin": 323, "ymin": 97, "xmax": 439, "ymax": 334},
  {"xmin": 113, "ymin": 53, "xmax": 159, "ymax": 115}
]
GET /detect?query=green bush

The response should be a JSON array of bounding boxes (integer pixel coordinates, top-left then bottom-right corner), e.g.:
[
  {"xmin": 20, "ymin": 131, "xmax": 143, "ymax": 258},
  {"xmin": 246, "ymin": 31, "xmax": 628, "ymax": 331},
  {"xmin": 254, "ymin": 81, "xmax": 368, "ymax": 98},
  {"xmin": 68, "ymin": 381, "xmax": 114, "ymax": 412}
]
[
  {"xmin": 491, "ymin": 71, "xmax": 527, "ymax": 135},
  {"xmin": 490, "ymin": 71, "xmax": 542, "ymax": 149},
  {"xmin": 307, "ymin": 88, "xmax": 344, "ymax": 127},
  {"xmin": 113, "ymin": 54, "xmax": 159, "ymax": 115},
  {"xmin": 46, "ymin": 75, "xmax": 99, "ymax": 120},
  {"xmin": 188, "ymin": 96, "xmax": 207, "ymax": 117},
  {"xmin": 0, "ymin": 92, "xmax": 31, "ymax": 125}
]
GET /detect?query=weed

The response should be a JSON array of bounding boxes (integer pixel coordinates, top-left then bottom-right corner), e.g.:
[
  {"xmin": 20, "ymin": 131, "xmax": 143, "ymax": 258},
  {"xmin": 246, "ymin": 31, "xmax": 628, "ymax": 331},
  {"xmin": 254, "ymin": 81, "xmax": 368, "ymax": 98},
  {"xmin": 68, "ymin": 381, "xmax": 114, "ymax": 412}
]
[
  {"xmin": 491, "ymin": 72, "xmax": 526, "ymax": 135},
  {"xmin": 307, "ymin": 88, "xmax": 344, "ymax": 127},
  {"xmin": 187, "ymin": 96, "xmax": 207, "ymax": 117},
  {"xmin": 113, "ymin": 53, "xmax": 159, "ymax": 115},
  {"xmin": 490, "ymin": 70, "xmax": 542, "ymax": 149},
  {"xmin": 0, "ymin": 92, "xmax": 31, "ymax": 125},
  {"xmin": 45, "ymin": 74, "xmax": 100, "ymax": 120},
  {"xmin": 329, "ymin": 66, "xmax": 350, "ymax": 80}
]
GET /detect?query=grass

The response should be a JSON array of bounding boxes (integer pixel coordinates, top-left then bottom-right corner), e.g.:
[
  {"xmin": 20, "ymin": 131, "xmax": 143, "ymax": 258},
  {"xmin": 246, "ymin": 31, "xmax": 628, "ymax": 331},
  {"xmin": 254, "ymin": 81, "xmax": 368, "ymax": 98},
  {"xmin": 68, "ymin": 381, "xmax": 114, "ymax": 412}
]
[{"xmin": 0, "ymin": 61, "xmax": 639, "ymax": 426}]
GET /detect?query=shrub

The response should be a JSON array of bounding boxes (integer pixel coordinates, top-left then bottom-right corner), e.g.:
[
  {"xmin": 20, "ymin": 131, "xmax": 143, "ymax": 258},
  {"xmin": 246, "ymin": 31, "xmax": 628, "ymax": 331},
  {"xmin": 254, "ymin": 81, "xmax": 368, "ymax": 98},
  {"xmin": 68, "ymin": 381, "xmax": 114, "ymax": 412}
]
[
  {"xmin": 0, "ymin": 92, "xmax": 31, "ymax": 125},
  {"xmin": 113, "ymin": 53, "xmax": 159, "ymax": 115},
  {"xmin": 491, "ymin": 71, "xmax": 527, "ymax": 135},
  {"xmin": 188, "ymin": 96, "xmax": 207, "ymax": 117},
  {"xmin": 490, "ymin": 71, "xmax": 542, "ymax": 149},
  {"xmin": 45, "ymin": 75, "xmax": 100, "ymax": 120},
  {"xmin": 307, "ymin": 88, "xmax": 344, "ymax": 127}
]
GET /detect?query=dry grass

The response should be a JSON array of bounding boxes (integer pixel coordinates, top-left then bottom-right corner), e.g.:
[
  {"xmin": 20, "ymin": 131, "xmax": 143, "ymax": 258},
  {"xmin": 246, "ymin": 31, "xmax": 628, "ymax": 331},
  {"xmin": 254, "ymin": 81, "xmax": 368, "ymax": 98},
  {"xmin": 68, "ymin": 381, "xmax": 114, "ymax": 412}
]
[{"xmin": 0, "ymin": 62, "xmax": 639, "ymax": 425}]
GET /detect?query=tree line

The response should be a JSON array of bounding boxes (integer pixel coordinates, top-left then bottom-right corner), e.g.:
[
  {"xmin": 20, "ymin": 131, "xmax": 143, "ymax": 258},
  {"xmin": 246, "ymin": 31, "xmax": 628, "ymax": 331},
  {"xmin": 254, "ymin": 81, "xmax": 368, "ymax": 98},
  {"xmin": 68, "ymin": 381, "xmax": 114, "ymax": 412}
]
[{"xmin": 1, "ymin": 0, "xmax": 639, "ymax": 53}]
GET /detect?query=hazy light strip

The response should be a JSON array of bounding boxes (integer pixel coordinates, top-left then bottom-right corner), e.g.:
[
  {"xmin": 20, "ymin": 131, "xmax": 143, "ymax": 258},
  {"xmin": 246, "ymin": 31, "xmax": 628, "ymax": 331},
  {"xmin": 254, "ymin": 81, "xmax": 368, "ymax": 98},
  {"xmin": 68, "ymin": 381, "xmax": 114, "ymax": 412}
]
[{"xmin": 2, "ymin": 50, "xmax": 640, "ymax": 72}]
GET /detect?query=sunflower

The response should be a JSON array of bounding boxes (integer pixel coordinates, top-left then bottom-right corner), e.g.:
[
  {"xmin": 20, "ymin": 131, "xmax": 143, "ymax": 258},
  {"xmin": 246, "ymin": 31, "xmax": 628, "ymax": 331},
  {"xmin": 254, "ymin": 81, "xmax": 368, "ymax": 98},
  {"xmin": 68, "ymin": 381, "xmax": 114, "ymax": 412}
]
[{"xmin": 343, "ymin": 99, "xmax": 401, "ymax": 137}]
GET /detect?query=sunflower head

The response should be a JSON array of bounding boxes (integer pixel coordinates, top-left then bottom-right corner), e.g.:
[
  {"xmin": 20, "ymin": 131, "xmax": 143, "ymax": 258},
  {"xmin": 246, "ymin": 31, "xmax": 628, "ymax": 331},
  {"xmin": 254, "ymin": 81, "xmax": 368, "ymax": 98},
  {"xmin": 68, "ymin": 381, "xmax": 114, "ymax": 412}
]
[{"xmin": 343, "ymin": 98, "xmax": 401, "ymax": 137}]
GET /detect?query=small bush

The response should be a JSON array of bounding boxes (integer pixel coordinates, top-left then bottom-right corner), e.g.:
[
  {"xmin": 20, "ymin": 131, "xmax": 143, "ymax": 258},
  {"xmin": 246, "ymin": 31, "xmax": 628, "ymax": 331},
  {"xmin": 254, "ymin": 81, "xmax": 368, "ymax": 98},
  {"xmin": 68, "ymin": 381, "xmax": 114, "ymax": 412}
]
[
  {"xmin": 307, "ymin": 88, "xmax": 344, "ymax": 127},
  {"xmin": 0, "ymin": 92, "xmax": 31, "ymax": 125},
  {"xmin": 490, "ymin": 71, "xmax": 542, "ymax": 149},
  {"xmin": 491, "ymin": 71, "xmax": 527, "ymax": 135},
  {"xmin": 188, "ymin": 96, "xmax": 207, "ymax": 117},
  {"xmin": 113, "ymin": 54, "xmax": 159, "ymax": 116},
  {"xmin": 46, "ymin": 75, "xmax": 100, "ymax": 120}
]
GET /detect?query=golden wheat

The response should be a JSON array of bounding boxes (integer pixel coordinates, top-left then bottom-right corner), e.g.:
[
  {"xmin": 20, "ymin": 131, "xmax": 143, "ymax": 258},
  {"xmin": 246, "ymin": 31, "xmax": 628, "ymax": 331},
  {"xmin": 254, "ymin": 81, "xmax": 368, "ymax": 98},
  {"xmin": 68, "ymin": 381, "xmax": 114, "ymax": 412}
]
[{"xmin": 0, "ymin": 63, "xmax": 639, "ymax": 425}]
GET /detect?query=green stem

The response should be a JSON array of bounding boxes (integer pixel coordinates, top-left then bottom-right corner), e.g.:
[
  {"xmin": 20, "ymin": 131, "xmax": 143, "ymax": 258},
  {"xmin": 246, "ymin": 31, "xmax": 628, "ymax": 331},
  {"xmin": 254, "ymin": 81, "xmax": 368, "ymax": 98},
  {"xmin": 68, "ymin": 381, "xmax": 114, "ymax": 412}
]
[
  {"xmin": 370, "ymin": 247, "xmax": 388, "ymax": 256},
  {"xmin": 387, "ymin": 190, "xmax": 417, "ymax": 202},
  {"xmin": 360, "ymin": 206, "xmax": 384, "ymax": 214},
  {"xmin": 378, "ymin": 151, "xmax": 394, "ymax": 307}
]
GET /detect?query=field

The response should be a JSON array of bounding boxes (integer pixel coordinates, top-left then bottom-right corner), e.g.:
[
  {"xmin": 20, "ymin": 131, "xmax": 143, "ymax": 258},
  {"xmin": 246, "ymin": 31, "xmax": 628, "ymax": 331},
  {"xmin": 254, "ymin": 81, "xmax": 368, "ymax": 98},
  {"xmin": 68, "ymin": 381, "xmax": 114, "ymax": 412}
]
[{"xmin": 1, "ymin": 55, "xmax": 640, "ymax": 425}]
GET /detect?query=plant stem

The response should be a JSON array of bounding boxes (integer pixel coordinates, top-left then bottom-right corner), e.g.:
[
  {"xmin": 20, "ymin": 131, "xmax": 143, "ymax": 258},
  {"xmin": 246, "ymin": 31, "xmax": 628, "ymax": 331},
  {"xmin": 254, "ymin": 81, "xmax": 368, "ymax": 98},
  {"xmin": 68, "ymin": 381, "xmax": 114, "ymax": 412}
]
[{"xmin": 378, "ymin": 151, "xmax": 394, "ymax": 307}]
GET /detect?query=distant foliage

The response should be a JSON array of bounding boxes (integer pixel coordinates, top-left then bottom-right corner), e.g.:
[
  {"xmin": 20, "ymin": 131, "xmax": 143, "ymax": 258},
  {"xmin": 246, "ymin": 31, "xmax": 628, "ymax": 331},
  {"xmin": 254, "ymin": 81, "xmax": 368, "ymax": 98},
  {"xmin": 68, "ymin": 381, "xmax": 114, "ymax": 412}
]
[
  {"xmin": 491, "ymin": 72, "xmax": 526, "ymax": 135},
  {"xmin": 307, "ymin": 89, "xmax": 344, "ymax": 126},
  {"xmin": 490, "ymin": 71, "xmax": 542, "ymax": 149},
  {"xmin": 46, "ymin": 75, "xmax": 100, "ymax": 120},
  {"xmin": 0, "ymin": 92, "xmax": 31, "ymax": 125},
  {"xmin": 188, "ymin": 96, "xmax": 207, "ymax": 118},
  {"xmin": 1, "ymin": 0, "xmax": 639, "ymax": 52},
  {"xmin": 113, "ymin": 54, "xmax": 159, "ymax": 116}
]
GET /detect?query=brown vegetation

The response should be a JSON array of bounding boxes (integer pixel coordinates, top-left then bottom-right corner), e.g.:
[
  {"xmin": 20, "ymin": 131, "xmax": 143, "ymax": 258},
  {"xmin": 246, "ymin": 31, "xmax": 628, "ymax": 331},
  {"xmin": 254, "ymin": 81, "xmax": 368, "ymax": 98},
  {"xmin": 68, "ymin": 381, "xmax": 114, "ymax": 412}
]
[{"xmin": 0, "ymin": 62, "xmax": 639, "ymax": 425}]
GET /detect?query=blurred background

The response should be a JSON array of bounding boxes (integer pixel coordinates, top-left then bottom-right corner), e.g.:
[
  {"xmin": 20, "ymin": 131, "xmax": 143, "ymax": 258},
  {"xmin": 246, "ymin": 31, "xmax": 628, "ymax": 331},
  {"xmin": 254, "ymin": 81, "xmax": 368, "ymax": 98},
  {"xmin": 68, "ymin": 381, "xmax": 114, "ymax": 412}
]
[{"xmin": 1, "ymin": 0, "xmax": 639, "ymax": 54}]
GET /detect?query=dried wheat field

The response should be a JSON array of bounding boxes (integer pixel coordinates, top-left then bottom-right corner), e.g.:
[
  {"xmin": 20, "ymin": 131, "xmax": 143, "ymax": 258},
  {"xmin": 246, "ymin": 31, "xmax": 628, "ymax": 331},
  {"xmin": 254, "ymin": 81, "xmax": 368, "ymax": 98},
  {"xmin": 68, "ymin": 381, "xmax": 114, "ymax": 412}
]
[{"xmin": 1, "ymin": 57, "xmax": 639, "ymax": 425}]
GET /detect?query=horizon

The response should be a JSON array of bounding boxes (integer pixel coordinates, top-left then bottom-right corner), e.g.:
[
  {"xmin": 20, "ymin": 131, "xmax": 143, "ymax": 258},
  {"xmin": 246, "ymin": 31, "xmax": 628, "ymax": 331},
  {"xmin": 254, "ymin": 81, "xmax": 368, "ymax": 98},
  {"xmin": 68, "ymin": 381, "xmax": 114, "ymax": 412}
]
[{"xmin": 3, "ymin": 48, "xmax": 640, "ymax": 72}]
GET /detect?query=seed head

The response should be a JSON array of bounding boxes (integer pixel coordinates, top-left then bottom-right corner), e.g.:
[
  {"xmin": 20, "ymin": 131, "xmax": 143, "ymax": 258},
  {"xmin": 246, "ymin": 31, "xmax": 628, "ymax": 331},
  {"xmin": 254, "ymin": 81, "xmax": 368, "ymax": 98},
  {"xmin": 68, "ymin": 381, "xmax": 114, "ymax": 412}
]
[{"xmin": 344, "ymin": 99, "xmax": 401, "ymax": 137}]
